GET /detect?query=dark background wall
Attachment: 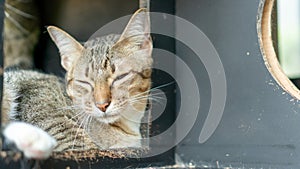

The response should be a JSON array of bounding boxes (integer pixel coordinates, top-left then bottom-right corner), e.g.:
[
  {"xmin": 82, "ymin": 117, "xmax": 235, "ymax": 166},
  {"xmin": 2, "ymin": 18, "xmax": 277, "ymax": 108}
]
[
  {"xmin": 175, "ymin": 0, "xmax": 300, "ymax": 168},
  {"xmin": 36, "ymin": 0, "xmax": 138, "ymax": 76}
]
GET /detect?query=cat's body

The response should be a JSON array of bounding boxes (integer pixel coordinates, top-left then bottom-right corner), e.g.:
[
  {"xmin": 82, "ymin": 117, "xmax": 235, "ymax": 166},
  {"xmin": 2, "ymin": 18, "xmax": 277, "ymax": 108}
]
[
  {"xmin": 2, "ymin": 69, "xmax": 97, "ymax": 151},
  {"xmin": 3, "ymin": 68, "xmax": 143, "ymax": 150},
  {"xmin": 2, "ymin": 9, "xmax": 152, "ymax": 159}
]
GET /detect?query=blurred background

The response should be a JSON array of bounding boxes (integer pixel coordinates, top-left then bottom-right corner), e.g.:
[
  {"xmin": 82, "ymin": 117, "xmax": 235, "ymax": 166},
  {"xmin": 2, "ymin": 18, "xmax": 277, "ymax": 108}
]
[{"xmin": 36, "ymin": 0, "xmax": 138, "ymax": 76}]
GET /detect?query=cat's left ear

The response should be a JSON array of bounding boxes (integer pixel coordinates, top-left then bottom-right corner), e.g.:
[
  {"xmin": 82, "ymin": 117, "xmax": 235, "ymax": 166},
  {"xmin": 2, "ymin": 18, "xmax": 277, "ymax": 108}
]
[
  {"xmin": 115, "ymin": 8, "xmax": 152, "ymax": 54},
  {"xmin": 47, "ymin": 26, "xmax": 84, "ymax": 71}
]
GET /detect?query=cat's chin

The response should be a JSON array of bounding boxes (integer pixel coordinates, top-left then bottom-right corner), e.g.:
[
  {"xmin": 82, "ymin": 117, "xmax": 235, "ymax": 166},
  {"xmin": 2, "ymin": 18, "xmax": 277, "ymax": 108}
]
[
  {"xmin": 95, "ymin": 114, "xmax": 120, "ymax": 124},
  {"xmin": 96, "ymin": 117, "xmax": 119, "ymax": 124}
]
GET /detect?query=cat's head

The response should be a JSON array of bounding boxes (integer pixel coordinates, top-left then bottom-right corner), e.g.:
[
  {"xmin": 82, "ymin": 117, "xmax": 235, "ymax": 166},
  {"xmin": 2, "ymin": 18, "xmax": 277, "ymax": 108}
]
[{"xmin": 47, "ymin": 9, "xmax": 152, "ymax": 124}]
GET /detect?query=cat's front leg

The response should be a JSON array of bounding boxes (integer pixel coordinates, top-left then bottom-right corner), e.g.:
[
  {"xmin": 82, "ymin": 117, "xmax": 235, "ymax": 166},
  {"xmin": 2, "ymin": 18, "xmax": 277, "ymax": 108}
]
[{"xmin": 3, "ymin": 122, "xmax": 57, "ymax": 159}]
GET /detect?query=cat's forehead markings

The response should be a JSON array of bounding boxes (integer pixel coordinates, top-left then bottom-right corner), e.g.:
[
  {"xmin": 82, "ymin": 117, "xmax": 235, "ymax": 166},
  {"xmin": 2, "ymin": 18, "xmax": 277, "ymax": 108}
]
[{"xmin": 84, "ymin": 67, "xmax": 89, "ymax": 77}]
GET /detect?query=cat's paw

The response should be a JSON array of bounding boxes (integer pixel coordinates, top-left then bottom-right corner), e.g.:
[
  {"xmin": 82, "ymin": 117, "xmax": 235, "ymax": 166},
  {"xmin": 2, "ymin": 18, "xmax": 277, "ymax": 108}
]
[{"xmin": 3, "ymin": 122, "xmax": 57, "ymax": 159}]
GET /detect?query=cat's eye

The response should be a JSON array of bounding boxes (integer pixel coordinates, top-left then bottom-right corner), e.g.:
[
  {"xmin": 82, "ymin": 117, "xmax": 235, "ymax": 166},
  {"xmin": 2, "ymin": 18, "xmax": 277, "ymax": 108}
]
[
  {"xmin": 75, "ymin": 80, "xmax": 91, "ymax": 85},
  {"xmin": 74, "ymin": 80, "xmax": 93, "ymax": 89},
  {"xmin": 114, "ymin": 73, "xmax": 130, "ymax": 82}
]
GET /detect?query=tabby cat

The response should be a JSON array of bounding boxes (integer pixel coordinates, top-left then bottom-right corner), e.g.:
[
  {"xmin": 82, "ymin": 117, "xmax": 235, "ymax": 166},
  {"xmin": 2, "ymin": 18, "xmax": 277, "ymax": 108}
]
[{"xmin": 2, "ymin": 8, "xmax": 152, "ymax": 159}]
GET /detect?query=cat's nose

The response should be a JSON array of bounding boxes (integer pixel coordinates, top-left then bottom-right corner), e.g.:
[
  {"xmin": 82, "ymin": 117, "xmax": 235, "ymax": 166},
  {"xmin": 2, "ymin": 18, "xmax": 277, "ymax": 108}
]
[{"xmin": 96, "ymin": 101, "xmax": 111, "ymax": 112}]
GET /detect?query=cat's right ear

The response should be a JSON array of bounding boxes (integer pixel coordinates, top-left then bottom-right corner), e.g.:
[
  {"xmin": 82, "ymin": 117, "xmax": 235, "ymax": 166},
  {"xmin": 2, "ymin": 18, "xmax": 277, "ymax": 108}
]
[
  {"xmin": 114, "ymin": 8, "xmax": 152, "ymax": 55},
  {"xmin": 47, "ymin": 26, "xmax": 84, "ymax": 71}
]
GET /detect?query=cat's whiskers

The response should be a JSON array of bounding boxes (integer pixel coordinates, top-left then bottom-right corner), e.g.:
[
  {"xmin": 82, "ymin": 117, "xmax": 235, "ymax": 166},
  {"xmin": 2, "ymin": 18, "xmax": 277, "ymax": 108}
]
[
  {"xmin": 72, "ymin": 113, "xmax": 89, "ymax": 149},
  {"xmin": 55, "ymin": 107, "xmax": 85, "ymax": 124},
  {"xmin": 53, "ymin": 107, "xmax": 86, "ymax": 133},
  {"xmin": 134, "ymin": 82, "xmax": 174, "ymax": 103},
  {"xmin": 81, "ymin": 115, "xmax": 93, "ymax": 145},
  {"xmin": 70, "ymin": 112, "xmax": 86, "ymax": 139},
  {"xmin": 129, "ymin": 94, "xmax": 166, "ymax": 109},
  {"xmin": 69, "ymin": 111, "xmax": 85, "ymax": 133},
  {"xmin": 110, "ymin": 90, "xmax": 166, "ymax": 112},
  {"xmin": 129, "ymin": 98, "xmax": 159, "ymax": 106},
  {"xmin": 109, "ymin": 104, "xmax": 125, "ymax": 113},
  {"xmin": 130, "ymin": 93, "xmax": 164, "ymax": 102},
  {"xmin": 108, "ymin": 85, "xmax": 168, "ymax": 114},
  {"xmin": 71, "ymin": 111, "xmax": 86, "ymax": 121},
  {"xmin": 126, "ymin": 89, "xmax": 167, "ymax": 108},
  {"xmin": 130, "ymin": 93, "xmax": 165, "ymax": 102},
  {"xmin": 130, "ymin": 90, "xmax": 150, "ymax": 98},
  {"xmin": 55, "ymin": 104, "xmax": 85, "ymax": 125},
  {"xmin": 86, "ymin": 115, "xmax": 93, "ymax": 133},
  {"xmin": 103, "ymin": 98, "xmax": 127, "ymax": 113},
  {"xmin": 131, "ymin": 81, "xmax": 174, "ymax": 98}
]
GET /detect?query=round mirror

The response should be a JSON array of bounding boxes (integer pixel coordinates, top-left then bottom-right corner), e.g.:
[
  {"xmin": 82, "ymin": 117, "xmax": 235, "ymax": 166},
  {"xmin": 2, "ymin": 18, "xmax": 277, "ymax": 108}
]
[
  {"xmin": 277, "ymin": 0, "xmax": 300, "ymax": 88},
  {"xmin": 259, "ymin": 0, "xmax": 300, "ymax": 100}
]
